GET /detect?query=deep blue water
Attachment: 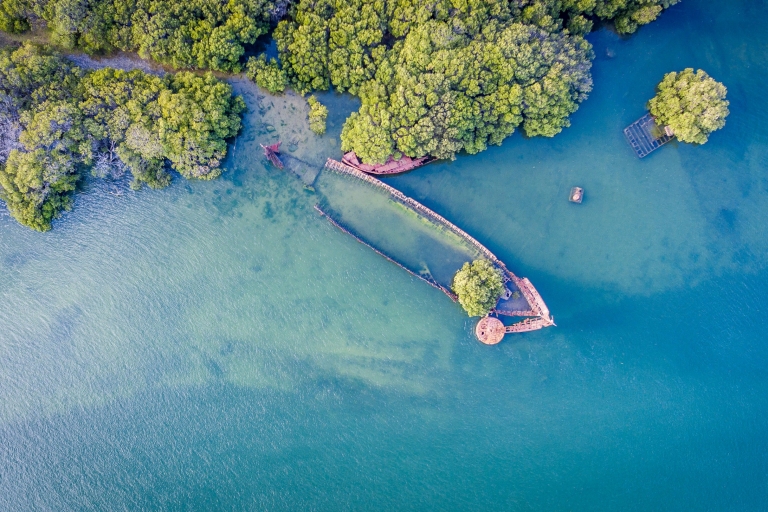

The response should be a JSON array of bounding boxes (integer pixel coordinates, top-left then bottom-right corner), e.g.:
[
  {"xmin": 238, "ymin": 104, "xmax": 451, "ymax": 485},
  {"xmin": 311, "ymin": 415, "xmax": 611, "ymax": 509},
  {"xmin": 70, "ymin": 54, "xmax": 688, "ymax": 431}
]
[{"xmin": 2, "ymin": 0, "xmax": 768, "ymax": 509}]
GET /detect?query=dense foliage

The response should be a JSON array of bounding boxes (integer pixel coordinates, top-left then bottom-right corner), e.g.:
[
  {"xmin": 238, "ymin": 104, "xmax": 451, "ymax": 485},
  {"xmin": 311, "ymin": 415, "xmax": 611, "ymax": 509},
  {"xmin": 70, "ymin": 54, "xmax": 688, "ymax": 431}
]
[
  {"xmin": 246, "ymin": 54, "xmax": 289, "ymax": 93},
  {"xmin": 648, "ymin": 68, "xmax": 728, "ymax": 145},
  {"xmin": 273, "ymin": 0, "xmax": 677, "ymax": 163},
  {"xmin": 452, "ymin": 259, "xmax": 504, "ymax": 317},
  {"xmin": 0, "ymin": 0, "xmax": 277, "ymax": 71},
  {"xmin": 342, "ymin": 19, "xmax": 592, "ymax": 162},
  {"xmin": 0, "ymin": 0, "xmax": 681, "ymax": 166},
  {"xmin": 307, "ymin": 95, "xmax": 327, "ymax": 135},
  {"xmin": 0, "ymin": 43, "xmax": 244, "ymax": 231},
  {"xmin": 560, "ymin": 0, "xmax": 681, "ymax": 35}
]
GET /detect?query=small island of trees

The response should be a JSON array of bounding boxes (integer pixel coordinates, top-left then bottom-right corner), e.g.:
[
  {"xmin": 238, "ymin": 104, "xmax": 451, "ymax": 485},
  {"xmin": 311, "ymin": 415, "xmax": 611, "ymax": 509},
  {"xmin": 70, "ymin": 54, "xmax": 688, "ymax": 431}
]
[
  {"xmin": 648, "ymin": 68, "xmax": 729, "ymax": 145},
  {"xmin": 452, "ymin": 259, "xmax": 505, "ymax": 317},
  {"xmin": 307, "ymin": 95, "xmax": 328, "ymax": 135}
]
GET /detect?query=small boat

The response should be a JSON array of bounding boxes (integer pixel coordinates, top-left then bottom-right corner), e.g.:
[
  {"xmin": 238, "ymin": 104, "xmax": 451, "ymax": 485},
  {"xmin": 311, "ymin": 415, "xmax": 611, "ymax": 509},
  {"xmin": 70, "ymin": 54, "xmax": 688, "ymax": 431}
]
[
  {"xmin": 341, "ymin": 151, "xmax": 432, "ymax": 175},
  {"xmin": 261, "ymin": 142, "xmax": 284, "ymax": 169},
  {"xmin": 569, "ymin": 187, "xmax": 584, "ymax": 203}
]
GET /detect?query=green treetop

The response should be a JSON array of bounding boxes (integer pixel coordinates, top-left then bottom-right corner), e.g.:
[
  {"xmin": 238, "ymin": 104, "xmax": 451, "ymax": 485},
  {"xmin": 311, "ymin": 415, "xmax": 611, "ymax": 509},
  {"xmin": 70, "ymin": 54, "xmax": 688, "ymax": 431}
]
[
  {"xmin": 339, "ymin": 19, "xmax": 593, "ymax": 163},
  {"xmin": 452, "ymin": 259, "xmax": 505, "ymax": 317},
  {"xmin": 307, "ymin": 95, "xmax": 328, "ymax": 135},
  {"xmin": 648, "ymin": 68, "xmax": 729, "ymax": 145},
  {"xmin": 246, "ymin": 54, "xmax": 289, "ymax": 94},
  {"xmin": 0, "ymin": 0, "xmax": 678, "ymax": 74}
]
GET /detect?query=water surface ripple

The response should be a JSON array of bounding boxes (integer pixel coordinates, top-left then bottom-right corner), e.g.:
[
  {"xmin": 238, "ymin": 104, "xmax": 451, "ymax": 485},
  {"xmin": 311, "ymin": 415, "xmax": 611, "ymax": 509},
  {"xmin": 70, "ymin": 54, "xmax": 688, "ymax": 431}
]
[{"xmin": 1, "ymin": 0, "xmax": 768, "ymax": 509}]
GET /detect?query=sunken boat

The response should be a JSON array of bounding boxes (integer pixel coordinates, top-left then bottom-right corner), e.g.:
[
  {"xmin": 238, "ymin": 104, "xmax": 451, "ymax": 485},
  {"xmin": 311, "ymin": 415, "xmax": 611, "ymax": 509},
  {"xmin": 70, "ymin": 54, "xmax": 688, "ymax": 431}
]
[
  {"xmin": 321, "ymin": 157, "xmax": 555, "ymax": 342},
  {"xmin": 261, "ymin": 142, "xmax": 284, "ymax": 169},
  {"xmin": 341, "ymin": 151, "xmax": 432, "ymax": 175}
]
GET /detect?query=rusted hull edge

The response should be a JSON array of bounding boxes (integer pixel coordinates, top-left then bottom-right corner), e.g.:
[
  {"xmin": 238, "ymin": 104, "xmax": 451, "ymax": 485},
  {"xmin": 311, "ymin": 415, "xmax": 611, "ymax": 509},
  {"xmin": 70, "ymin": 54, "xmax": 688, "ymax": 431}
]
[
  {"xmin": 314, "ymin": 205, "xmax": 458, "ymax": 302},
  {"xmin": 493, "ymin": 309, "xmax": 536, "ymax": 318},
  {"xmin": 505, "ymin": 317, "xmax": 555, "ymax": 333}
]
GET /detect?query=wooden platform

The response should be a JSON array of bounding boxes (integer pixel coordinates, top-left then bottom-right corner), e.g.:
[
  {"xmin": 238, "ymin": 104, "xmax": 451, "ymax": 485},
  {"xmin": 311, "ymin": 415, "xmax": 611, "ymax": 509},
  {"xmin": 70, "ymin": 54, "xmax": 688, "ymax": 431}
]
[{"xmin": 624, "ymin": 114, "xmax": 673, "ymax": 158}]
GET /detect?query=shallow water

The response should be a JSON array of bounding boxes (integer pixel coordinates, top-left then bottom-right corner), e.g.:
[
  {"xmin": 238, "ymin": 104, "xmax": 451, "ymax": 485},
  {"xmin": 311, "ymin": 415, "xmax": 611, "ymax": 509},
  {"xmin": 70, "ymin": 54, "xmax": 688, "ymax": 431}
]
[
  {"xmin": 2, "ymin": 0, "xmax": 768, "ymax": 509},
  {"xmin": 315, "ymin": 169, "xmax": 484, "ymax": 288}
]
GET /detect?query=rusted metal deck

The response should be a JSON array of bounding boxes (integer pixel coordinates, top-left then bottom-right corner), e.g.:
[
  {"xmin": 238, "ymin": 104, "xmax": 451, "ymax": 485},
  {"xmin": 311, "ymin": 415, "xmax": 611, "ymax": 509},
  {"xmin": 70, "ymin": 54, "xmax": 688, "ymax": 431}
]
[
  {"xmin": 624, "ymin": 113, "xmax": 673, "ymax": 158},
  {"xmin": 505, "ymin": 316, "xmax": 555, "ymax": 333},
  {"xmin": 476, "ymin": 317, "xmax": 505, "ymax": 345}
]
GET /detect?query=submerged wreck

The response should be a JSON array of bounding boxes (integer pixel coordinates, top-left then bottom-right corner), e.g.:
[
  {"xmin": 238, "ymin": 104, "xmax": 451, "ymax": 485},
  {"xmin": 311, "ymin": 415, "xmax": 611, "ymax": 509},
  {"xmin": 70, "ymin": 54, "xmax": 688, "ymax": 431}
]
[
  {"xmin": 624, "ymin": 113, "xmax": 674, "ymax": 158},
  {"xmin": 341, "ymin": 151, "xmax": 432, "ymax": 175},
  {"xmin": 261, "ymin": 142, "xmax": 284, "ymax": 169},
  {"xmin": 322, "ymin": 158, "xmax": 554, "ymax": 344}
]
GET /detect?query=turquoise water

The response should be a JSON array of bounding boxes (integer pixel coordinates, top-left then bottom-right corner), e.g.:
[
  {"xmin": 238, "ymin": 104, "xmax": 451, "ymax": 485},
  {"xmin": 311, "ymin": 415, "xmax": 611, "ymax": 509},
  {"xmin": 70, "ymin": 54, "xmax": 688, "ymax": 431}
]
[
  {"xmin": 314, "ymin": 169, "xmax": 484, "ymax": 288},
  {"xmin": 2, "ymin": 0, "xmax": 768, "ymax": 509}
]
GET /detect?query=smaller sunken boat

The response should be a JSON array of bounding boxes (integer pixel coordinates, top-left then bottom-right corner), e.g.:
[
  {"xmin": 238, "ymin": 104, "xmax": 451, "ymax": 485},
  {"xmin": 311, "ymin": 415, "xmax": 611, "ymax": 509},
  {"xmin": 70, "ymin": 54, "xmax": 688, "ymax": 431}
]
[
  {"xmin": 341, "ymin": 151, "xmax": 432, "ymax": 175},
  {"xmin": 569, "ymin": 187, "xmax": 584, "ymax": 203},
  {"xmin": 261, "ymin": 142, "xmax": 284, "ymax": 169},
  {"xmin": 624, "ymin": 113, "xmax": 674, "ymax": 158}
]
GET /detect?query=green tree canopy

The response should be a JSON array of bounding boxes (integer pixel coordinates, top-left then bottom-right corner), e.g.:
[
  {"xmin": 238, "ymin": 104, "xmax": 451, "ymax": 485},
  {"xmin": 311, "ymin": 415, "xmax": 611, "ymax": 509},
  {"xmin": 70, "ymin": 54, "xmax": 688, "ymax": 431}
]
[
  {"xmin": 276, "ymin": 0, "xmax": 666, "ymax": 163},
  {"xmin": 648, "ymin": 68, "xmax": 729, "ymax": 145},
  {"xmin": 452, "ymin": 259, "xmax": 505, "ymax": 317},
  {"xmin": 270, "ymin": 0, "xmax": 679, "ymax": 164},
  {"xmin": 0, "ymin": 0, "xmax": 277, "ymax": 71},
  {"xmin": 0, "ymin": 43, "xmax": 244, "ymax": 231},
  {"xmin": 340, "ymin": 19, "xmax": 593, "ymax": 162},
  {"xmin": 307, "ymin": 95, "xmax": 328, "ymax": 135},
  {"xmin": 560, "ymin": 0, "xmax": 680, "ymax": 35},
  {"xmin": 246, "ymin": 54, "xmax": 289, "ymax": 94}
]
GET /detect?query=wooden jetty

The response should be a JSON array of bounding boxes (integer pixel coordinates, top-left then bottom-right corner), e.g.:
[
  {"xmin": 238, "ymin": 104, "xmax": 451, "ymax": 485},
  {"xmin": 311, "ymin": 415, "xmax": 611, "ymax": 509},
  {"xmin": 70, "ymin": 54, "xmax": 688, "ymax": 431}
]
[
  {"xmin": 261, "ymin": 142, "xmax": 284, "ymax": 169},
  {"xmin": 569, "ymin": 187, "xmax": 584, "ymax": 203},
  {"xmin": 322, "ymin": 158, "xmax": 555, "ymax": 342},
  {"xmin": 341, "ymin": 151, "xmax": 432, "ymax": 175},
  {"xmin": 624, "ymin": 113, "xmax": 674, "ymax": 158}
]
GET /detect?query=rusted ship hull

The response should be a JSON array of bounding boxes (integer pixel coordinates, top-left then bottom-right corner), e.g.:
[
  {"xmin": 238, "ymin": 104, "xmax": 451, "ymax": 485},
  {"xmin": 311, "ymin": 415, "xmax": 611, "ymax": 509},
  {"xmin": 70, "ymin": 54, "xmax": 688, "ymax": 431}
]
[
  {"xmin": 261, "ymin": 142, "xmax": 284, "ymax": 169},
  {"xmin": 341, "ymin": 151, "xmax": 432, "ymax": 175},
  {"xmin": 322, "ymin": 158, "xmax": 554, "ymax": 339}
]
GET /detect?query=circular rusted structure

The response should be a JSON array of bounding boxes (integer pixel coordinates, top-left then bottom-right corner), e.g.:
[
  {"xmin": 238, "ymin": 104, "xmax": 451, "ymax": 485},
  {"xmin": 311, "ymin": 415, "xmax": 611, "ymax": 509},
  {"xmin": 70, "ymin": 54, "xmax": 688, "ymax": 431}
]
[{"xmin": 475, "ymin": 316, "xmax": 505, "ymax": 345}]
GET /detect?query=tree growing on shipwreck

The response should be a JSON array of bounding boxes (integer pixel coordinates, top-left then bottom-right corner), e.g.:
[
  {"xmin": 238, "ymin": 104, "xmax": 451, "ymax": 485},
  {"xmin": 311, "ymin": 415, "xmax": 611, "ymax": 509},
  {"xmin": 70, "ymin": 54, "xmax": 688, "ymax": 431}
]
[{"xmin": 452, "ymin": 259, "xmax": 505, "ymax": 317}]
